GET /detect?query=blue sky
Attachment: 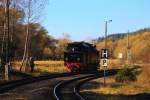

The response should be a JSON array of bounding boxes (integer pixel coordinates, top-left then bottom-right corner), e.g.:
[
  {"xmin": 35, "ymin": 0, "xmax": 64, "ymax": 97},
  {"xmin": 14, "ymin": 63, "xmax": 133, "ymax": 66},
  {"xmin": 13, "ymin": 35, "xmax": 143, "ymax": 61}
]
[{"xmin": 42, "ymin": 0, "xmax": 150, "ymax": 41}]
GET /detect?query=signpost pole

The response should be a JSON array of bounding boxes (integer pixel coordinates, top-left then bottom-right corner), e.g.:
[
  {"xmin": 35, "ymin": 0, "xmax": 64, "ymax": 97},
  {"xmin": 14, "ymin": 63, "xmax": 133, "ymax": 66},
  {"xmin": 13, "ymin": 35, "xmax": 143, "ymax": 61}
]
[
  {"xmin": 101, "ymin": 57, "xmax": 108, "ymax": 86},
  {"xmin": 102, "ymin": 59, "xmax": 107, "ymax": 86},
  {"xmin": 104, "ymin": 20, "xmax": 108, "ymax": 86},
  {"xmin": 104, "ymin": 66, "xmax": 106, "ymax": 85},
  {"xmin": 102, "ymin": 20, "xmax": 111, "ymax": 86}
]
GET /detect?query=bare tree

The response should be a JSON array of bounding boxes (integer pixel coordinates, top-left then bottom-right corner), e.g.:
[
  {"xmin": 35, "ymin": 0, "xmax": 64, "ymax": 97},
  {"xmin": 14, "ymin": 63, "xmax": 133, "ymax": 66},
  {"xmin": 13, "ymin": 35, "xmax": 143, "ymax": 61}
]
[
  {"xmin": 1, "ymin": 0, "xmax": 6, "ymax": 55},
  {"xmin": 19, "ymin": 0, "xmax": 49, "ymax": 71},
  {"xmin": 0, "ymin": 0, "xmax": 49, "ymax": 72}
]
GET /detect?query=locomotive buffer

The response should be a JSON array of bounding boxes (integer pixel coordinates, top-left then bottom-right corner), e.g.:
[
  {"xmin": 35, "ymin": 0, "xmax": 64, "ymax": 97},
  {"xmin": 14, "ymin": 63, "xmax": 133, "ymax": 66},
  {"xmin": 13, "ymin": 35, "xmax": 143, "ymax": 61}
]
[{"xmin": 101, "ymin": 49, "xmax": 109, "ymax": 85}]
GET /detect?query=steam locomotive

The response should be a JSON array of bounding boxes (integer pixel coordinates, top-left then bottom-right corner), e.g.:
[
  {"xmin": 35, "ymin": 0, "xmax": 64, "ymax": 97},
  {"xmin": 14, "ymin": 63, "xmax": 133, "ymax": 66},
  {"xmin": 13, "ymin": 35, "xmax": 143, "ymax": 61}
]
[{"xmin": 64, "ymin": 42, "xmax": 100, "ymax": 72}]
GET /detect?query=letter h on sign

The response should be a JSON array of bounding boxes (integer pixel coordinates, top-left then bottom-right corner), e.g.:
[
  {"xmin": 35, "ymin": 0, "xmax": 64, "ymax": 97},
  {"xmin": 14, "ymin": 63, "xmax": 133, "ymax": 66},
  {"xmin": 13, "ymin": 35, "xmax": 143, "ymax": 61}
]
[{"xmin": 101, "ymin": 49, "xmax": 109, "ymax": 59}]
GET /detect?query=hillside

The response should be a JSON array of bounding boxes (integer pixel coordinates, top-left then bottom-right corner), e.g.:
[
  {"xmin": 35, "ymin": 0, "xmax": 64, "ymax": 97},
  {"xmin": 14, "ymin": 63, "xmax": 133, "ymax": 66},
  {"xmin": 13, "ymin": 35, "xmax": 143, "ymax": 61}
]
[
  {"xmin": 96, "ymin": 28, "xmax": 150, "ymax": 42},
  {"xmin": 96, "ymin": 28, "xmax": 150, "ymax": 63}
]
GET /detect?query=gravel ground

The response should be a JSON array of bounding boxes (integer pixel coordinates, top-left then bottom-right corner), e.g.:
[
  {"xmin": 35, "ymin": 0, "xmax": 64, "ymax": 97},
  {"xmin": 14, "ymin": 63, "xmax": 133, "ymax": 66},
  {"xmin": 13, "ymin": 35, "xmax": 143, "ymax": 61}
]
[{"xmin": 0, "ymin": 75, "xmax": 79, "ymax": 100}]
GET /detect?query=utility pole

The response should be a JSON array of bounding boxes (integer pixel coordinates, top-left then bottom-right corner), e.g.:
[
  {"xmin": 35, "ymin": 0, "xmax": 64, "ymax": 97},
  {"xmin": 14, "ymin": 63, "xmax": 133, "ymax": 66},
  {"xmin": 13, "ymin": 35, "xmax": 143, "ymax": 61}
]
[
  {"xmin": 127, "ymin": 31, "xmax": 131, "ymax": 65},
  {"xmin": 105, "ymin": 21, "xmax": 108, "ymax": 48},
  {"xmin": 104, "ymin": 20, "xmax": 112, "ymax": 48},
  {"xmin": 103, "ymin": 20, "xmax": 112, "ymax": 85}
]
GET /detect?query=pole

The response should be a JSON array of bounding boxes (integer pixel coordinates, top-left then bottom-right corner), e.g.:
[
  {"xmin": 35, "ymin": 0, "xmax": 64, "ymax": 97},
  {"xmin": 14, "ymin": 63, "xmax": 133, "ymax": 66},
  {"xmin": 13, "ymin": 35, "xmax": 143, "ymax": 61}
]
[
  {"xmin": 127, "ymin": 31, "xmax": 129, "ymax": 64},
  {"xmin": 104, "ymin": 21, "xmax": 107, "ymax": 86},
  {"xmin": 127, "ymin": 31, "xmax": 131, "ymax": 65},
  {"xmin": 104, "ymin": 66, "xmax": 106, "ymax": 85},
  {"xmin": 105, "ymin": 21, "xmax": 107, "ymax": 48},
  {"xmin": 103, "ymin": 20, "xmax": 112, "ymax": 86},
  {"xmin": 5, "ymin": 0, "xmax": 10, "ymax": 80},
  {"xmin": 127, "ymin": 31, "xmax": 129, "ymax": 49}
]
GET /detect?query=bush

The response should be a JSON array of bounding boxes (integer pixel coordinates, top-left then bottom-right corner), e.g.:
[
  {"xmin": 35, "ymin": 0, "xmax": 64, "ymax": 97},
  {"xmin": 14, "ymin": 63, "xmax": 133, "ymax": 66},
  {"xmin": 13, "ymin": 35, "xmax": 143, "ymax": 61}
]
[{"xmin": 115, "ymin": 67, "xmax": 137, "ymax": 82}]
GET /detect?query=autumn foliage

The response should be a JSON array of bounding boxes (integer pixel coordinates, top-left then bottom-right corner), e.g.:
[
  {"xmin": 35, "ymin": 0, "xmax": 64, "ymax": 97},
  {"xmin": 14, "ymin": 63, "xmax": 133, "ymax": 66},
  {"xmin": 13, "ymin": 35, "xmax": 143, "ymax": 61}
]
[{"xmin": 96, "ymin": 31, "xmax": 150, "ymax": 63}]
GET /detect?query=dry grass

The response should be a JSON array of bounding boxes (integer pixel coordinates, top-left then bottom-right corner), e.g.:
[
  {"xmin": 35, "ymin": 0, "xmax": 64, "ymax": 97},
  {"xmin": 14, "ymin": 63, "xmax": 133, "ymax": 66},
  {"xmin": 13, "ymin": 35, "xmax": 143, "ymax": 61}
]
[
  {"xmin": 13, "ymin": 59, "xmax": 120, "ymax": 73},
  {"xmin": 35, "ymin": 60, "xmax": 64, "ymax": 65},
  {"xmin": 12, "ymin": 59, "xmax": 127, "ymax": 73},
  {"xmin": 90, "ymin": 63, "xmax": 150, "ymax": 95},
  {"xmin": 12, "ymin": 60, "xmax": 150, "ymax": 94},
  {"xmin": 34, "ymin": 60, "xmax": 67, "ymax": 73},
  {"xmin": 108, "ymin": 59, "xmax": 123, "ymax": 69},
  {"xmin": 12, "ymin": 60, "xmax": 67, "ymax": 73}
]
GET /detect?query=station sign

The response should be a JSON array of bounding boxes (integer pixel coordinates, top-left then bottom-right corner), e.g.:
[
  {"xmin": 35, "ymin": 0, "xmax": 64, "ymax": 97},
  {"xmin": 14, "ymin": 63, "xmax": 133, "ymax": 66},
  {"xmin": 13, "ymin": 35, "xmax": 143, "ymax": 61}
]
[
  {"xmin": 101, "ymin": 59, "xmax": 108, "ymax": 67},
  {"xmin": 101, "ymin": 49, "xmax": 109, "ymax": 59}
]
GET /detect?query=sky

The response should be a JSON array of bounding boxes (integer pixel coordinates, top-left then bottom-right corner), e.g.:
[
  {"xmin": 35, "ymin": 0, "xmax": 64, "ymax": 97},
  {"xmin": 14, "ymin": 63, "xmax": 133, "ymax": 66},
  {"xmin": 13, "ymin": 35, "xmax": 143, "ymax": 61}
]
[{"xmin": 41, "ymin": 0, "xmax": 150, "ymax": 41}]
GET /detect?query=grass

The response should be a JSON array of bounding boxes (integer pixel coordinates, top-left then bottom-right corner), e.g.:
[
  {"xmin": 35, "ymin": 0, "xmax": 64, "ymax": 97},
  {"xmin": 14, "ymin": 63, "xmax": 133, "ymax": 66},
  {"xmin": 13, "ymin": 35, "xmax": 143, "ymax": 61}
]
[
  {"xmin": 11, "ymin": 59, "xmax": 150, "ymax": 99},
  {"xmin": 87, "ymin": 63, "xmax": 150, "ymax": 95},
  {"xmin": 34, "ymin": 60, "xmax": 67, "ymax": 73},
  {"xmin": 12, "ymin": 60, "xmax": 67, "ymax": 73},
  {"xmin": 12, "ymin": 59, "xmax": 142, "ymax": 73},
  {"xmin": 12, "ymin": 59, "xmax": 121, "ymax": 73},
  {"xmin": 12, "ymin": 60, "xmax": 150, "ymax": 95}
]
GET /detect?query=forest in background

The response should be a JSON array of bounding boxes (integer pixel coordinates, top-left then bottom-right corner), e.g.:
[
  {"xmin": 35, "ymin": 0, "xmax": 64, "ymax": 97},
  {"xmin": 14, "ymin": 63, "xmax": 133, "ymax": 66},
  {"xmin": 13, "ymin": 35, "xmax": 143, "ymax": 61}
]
[
  {"xmin": 0, "ymin": 0, "xmax": 149, "ymax": 62},
  {"xmin": 0, "ymin": 0, "xmax": 70, "ymax": 60},
  {"xmin": 96, "ymin": 28, "xmax": 150, "ymax": 63}
]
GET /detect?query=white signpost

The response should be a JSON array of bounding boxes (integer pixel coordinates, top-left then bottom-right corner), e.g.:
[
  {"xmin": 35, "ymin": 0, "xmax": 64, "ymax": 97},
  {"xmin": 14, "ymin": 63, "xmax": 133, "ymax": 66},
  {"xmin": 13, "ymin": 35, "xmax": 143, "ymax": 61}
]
[
  {"xmin": 102, "ymin": 59, "xmax": 108, "ymax": 67},
  {"xmin": 101, "ymin": 49, "xmax": 109, "ymax": 85}
]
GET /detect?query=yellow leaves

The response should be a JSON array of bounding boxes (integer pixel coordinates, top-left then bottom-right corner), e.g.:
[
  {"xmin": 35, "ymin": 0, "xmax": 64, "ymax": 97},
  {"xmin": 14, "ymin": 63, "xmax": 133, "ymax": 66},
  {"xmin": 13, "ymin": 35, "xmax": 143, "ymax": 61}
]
[
  {"xmin": 55, "ymin": 36, "xmax": 71, "ymax": 55},
  {"xmin": 96, "ymin": 31, "xmax": 150, "ymax": 62},
  {"xmin": 142, "ymin": 32, "xmax": 150, "ymax": 37},
  {"xmin": 142, "ymin": 32, "xmax": 150, "ymax": 42},
  {"xmin": 43, "ymin": 48, "xmax": 53, "ymax": 55},
  {"xmin": 138, "ymin": 65, "xmax": 150, "ymax": 84},
  {"xmin": 96, "ymin": 41, "xmax": 105, "ymax": 51}
]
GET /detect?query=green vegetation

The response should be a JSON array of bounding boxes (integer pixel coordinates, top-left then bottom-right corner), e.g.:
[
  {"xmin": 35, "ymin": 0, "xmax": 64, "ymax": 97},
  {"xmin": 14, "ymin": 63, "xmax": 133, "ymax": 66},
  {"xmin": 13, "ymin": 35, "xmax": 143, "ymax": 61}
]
[
  {"xmin": 115, "ymin": 65, "xmax": 137, "ymax": 82},
  {"xmin": 84, "ymin": 64, "xmax": 150, "ymax": 95}
]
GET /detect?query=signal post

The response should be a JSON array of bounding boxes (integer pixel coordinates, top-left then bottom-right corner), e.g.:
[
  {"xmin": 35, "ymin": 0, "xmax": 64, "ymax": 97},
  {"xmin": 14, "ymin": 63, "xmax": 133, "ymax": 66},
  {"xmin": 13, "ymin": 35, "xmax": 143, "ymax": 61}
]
[
  {"xmin": 101, "ymin": 20, "xmax": 111, "ymax": 85},
  {"xmin": 101, "ymin": 49, "xmax": 109, "ymax": 85}
]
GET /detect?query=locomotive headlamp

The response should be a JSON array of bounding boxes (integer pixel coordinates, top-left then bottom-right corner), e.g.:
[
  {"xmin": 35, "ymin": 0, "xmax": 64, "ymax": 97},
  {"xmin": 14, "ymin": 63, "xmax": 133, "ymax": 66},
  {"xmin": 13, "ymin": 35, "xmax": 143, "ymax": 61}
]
[
  {"xmin": 72, "ymin": 48, "xmax": 75, "ymax": 52},
  {"xmin": 65, "ymin": 57, "xmax": 68, "ymax": 61},
  {"xmin": 77, "ymin": 58, "xmax": 80, "ymax": 61}
]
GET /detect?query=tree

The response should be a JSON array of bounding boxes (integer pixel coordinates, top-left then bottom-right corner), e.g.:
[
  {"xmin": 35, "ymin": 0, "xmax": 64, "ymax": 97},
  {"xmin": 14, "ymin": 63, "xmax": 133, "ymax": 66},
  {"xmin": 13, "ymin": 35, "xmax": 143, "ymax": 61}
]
[
  {"xmin": 43, "ymin": 47, "xmax": 53, "ymax": 59},
  {"xmin": 55, "ymin": 33, "xmax": 71, "ymax": 59},
  {"xmin": 19, "ymin": 0, "xmax": 49, "ymax": 71}
]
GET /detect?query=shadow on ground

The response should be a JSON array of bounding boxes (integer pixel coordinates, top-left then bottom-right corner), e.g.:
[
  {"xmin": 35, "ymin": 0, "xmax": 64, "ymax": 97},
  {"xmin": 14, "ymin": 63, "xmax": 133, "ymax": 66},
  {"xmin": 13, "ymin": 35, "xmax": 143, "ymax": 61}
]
[
  {"xmin": 81, "ymin": 79, "xmax": 150, "ymax": 100},
  {"xmin": 82, "ymin": 92, "xmax": 150, "ymax": 100},
  {"xmin": 81, "ymin": 79, "xmax": 124, "ymax": 90}
]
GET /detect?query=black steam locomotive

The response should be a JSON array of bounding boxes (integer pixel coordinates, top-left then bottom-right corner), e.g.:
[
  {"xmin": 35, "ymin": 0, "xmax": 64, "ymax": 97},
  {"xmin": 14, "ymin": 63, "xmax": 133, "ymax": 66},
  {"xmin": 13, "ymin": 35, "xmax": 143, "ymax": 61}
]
[{"xmin": 64, "ymin": 42, "xmax": 100, "ymax": 72}]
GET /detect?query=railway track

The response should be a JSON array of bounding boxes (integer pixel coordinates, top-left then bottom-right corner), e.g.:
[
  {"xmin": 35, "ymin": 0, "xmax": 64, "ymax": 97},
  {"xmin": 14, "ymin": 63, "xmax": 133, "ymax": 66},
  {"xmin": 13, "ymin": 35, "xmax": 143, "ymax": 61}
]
[
  {"xmin": 0, "ymin": 72, "xmax": 76, "ymax": 93},
  {"xmin": 0, "ymin": 69, "xmax": 118, "ymax": 100},
  {"xmin": 10, "ymin": 69, "xmax": 35, "ymax": 78},
  {"xmin": 53, "ymin": 69, "xmax": 118, "ymax": 100}
]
